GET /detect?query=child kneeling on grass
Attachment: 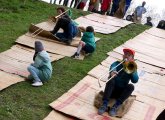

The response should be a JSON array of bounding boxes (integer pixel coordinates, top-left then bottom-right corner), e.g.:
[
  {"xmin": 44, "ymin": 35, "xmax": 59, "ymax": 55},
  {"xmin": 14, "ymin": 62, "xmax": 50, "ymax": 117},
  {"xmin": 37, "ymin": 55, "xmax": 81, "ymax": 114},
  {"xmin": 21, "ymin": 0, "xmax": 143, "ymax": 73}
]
[
  {"xmin": 73, "ymin": 26, "xmax": 96, "ymax": 58},
  {"xmin": 27, "ymin": 41, "xmax": 52, "ymax": 87}
]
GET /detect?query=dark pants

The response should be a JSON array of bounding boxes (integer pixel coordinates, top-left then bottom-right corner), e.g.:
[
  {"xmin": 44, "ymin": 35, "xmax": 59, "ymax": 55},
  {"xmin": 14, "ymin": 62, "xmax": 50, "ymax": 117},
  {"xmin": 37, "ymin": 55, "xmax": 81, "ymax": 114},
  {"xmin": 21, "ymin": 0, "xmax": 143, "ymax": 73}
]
[
  {"xmin": 103, "ymin": 79, "xmax": 134, "ymax": 103},
  {"xmin": 82, "ymin": 44, "xmax": 94, "ymax": 54},
  {"xmin": 156, "ymin": 109, "xmax": 165, "ymax": 120},
  {"xmin": 110, "ymin": 3, "xmax": 119, "ymax": 16}
]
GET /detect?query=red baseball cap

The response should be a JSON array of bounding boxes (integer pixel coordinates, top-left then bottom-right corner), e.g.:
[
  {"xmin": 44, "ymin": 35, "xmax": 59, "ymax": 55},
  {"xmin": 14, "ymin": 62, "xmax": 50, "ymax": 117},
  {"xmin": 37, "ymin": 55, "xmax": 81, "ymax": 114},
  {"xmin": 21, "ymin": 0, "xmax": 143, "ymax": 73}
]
[{"xmin": 123, "ymin": 48, "xmax": 135, "ymax": 56}]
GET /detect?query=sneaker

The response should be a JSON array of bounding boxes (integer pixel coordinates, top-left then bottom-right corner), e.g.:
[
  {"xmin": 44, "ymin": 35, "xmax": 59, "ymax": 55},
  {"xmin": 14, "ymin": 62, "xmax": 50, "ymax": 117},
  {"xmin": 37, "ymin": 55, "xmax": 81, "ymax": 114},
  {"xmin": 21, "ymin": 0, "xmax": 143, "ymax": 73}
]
[
  {"xmin": 31, "ymin": 81, "xmax": 43, "ymax": 87},
  {"xmin": 73, "ymin": 52, "xmax": 80, "ymax": 58},
  {"xmin": 98, "ymin": 105, "xmax": 107, "ymax": 115},
  {"xmin": 109, "ymin": 106, "xmax": 119, "ymax": 117},
  {"xmin": 65, "ymin": 39, "xmax": 72, "ymax": 45}
]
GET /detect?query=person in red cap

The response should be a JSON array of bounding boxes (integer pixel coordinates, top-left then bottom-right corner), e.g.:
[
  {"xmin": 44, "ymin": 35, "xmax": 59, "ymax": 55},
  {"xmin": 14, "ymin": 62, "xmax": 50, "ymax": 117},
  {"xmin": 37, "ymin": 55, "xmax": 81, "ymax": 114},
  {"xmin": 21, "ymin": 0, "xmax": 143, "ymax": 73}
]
[{"xmin": 98, "ymin": 48, "xmax": 139, "ymax": 116}]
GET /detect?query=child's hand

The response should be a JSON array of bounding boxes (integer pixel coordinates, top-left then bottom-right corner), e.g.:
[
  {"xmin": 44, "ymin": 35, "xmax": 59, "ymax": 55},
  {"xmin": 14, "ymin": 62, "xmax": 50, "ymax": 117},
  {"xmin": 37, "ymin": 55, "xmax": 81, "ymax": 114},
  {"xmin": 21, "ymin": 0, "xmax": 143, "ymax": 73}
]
[
  {"xmin": 110, "ymin": 71, "xmax": 118, "ymax": 77},
  {"xmin": 49, "ymin": 16, "xmax": 57, "ymax": 22},
  {"xmin": 108, "ymin": 71, "xmax": 118, "ymax": 79},
  {"xmin": 78, "ymin": 26, "xmax": 86, "ymax": 32}
]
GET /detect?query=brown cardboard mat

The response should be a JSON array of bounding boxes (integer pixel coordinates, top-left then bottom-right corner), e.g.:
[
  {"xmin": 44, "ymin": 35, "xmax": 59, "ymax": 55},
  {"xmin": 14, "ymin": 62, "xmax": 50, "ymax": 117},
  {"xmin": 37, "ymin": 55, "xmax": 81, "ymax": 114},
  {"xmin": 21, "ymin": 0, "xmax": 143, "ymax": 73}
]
[
  {"xmin": 131, "ymin": 32, "xmax": 165, "ymax": 49},
  {"xmin": 74, "ymin": 17, "xmax": 121, "ymax": 34},
  {"xmin": 0, "ymin": 70, "xmax": 24, "ymax": 91},
  {"xmin": 84, "ymin": 13, "xmax": 132, "ymax": 27},
  {"xmin": 88, "ymin": 64, "xmax": 109, "ymax": 82},
  {"xmin": 49, "ymin": 75, "xmax": 122, "ymax": 120},
  {"xmin": 35, "ymin": 20, "xmax": 55, "ymax": 31},
  {"xmin": 145, "ymin": 27, "xmax": 165, "ymax": 39},
  {"xmin": 123, "ymin": 40, "xmax": 165, "ymax": 61},
  {"xmin": 16, "ymin": 34, "xmax": 77, "ymax": 57},
  {"xmin": 49, "ymin": 73, "xmax": 165, "ymax": 119},
  {"xmin": 29, "ymin": 23, "xmax": 100, "ymax": 47},
  {"xmin": 43, "ymin": 110, "xmax": 77, "ymax": 120},
  {"xmin": 0, "ymin": 45, "xmax": 64, "ymax": 77}
]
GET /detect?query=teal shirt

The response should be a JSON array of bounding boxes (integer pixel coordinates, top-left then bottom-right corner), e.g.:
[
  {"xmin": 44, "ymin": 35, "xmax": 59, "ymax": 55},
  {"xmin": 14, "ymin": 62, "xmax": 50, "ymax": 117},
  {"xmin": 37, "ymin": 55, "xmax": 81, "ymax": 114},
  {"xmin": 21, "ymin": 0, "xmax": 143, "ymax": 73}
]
[
  {"xmin": 33, "ymin": 51, "xmax": 52, "ymax": 81},
  {"xmin": 110, "ymin": 61, "xmax": 139, "ymax": 88},
  {"xmin": 81, "ymin": 32, "xmax": 96, "ymax": 50}
]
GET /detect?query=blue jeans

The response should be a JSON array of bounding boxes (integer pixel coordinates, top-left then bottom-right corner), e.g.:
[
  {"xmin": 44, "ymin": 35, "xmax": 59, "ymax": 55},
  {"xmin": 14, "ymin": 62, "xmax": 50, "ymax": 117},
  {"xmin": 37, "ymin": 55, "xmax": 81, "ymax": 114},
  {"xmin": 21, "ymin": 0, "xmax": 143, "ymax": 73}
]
[{"xmin": 27, "ymin": 65, "xmax": 41, "ymax": 82}]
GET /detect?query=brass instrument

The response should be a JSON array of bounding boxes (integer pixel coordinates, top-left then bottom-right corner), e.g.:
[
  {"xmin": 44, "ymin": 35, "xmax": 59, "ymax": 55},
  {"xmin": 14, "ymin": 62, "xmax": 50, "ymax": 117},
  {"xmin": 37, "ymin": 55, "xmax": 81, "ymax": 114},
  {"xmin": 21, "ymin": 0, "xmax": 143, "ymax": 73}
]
[
  {"xmin": 123, "ymin": 61, "xmax": 137, "ymax": 74},
  {"xmin": 98, "ymin": 59, "xmax": 137, "ymax": 87}
]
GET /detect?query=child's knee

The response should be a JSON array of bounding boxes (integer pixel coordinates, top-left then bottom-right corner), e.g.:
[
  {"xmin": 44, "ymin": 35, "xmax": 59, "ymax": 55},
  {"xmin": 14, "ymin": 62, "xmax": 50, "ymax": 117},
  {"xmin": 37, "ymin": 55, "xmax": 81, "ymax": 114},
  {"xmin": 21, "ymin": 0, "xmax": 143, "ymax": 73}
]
[{"xmin": 79, "ymin": 41, "xmax": 85, "ymax": 46}]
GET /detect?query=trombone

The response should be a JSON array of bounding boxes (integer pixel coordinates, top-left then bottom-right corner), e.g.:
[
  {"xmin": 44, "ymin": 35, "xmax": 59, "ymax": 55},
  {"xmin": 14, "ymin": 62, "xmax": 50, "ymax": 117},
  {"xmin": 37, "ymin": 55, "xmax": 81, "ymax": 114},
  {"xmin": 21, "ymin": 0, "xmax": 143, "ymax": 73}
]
[{"xmin": 98, "ymin": 59, "xmax": 137, "ymax": 87}]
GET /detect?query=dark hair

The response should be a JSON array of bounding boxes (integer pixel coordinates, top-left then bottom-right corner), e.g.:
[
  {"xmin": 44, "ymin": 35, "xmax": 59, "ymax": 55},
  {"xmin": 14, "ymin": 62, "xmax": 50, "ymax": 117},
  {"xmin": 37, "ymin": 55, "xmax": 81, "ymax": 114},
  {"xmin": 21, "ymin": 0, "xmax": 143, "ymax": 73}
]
[
  {"xmin": 147, "ymin": 17, "xmax": 152, "ymax": 21},
  {"xmin": 86, "ymin": 26, "xmax": 94, "ymax": 32},
  {"xmin": 57, "ymin": 7, "xmax": 65, "ymax": 13}
]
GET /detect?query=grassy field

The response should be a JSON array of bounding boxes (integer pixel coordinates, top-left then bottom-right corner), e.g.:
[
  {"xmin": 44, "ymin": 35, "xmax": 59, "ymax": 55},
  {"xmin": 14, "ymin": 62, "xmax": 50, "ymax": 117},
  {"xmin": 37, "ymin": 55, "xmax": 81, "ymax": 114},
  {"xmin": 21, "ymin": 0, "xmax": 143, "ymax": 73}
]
[{"xmin": 0, "ymin": 0, "xmax": 149, "ymax": 120}]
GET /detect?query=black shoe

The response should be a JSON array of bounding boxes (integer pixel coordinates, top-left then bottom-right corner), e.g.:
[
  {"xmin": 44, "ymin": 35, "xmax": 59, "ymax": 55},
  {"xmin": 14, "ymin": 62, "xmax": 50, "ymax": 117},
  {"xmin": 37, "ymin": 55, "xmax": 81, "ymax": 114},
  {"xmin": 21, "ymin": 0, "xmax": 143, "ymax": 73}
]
[
  {"xmin": 65, "ymin": 39, "xmax": 72, "ymax": 45},
  {"xmin": 72, "ymin": 52, "xmax": 79, "ymax": 58}
]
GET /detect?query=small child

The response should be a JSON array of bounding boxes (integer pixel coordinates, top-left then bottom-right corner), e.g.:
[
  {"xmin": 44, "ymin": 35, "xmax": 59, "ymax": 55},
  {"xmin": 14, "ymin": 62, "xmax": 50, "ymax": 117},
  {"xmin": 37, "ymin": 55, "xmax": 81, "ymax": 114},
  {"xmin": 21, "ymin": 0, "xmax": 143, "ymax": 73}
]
[
  {"xmin": 27, "ymin": 41, "xmax": 52, "ymax": 87},
  {"xmin": 73, "ymin": 26, "xmax": 96, "ymax": 58}
]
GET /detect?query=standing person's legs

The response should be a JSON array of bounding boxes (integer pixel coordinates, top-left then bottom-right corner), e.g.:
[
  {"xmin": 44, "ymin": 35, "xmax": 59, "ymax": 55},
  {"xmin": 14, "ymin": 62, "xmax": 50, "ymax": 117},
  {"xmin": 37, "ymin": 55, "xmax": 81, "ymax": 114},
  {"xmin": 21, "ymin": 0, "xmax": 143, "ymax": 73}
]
[
  {"xmin": 70, "ymin": 0, "xmax": 75, "ymax": 7},
  {"xmin": 110, "ymin": 3, "xmax": 119, "ymax": 16},
  {"xmin": 63, "ymin": 0, "xmax": 68, "ymax": 6},
  {"xmin": 59, "ymin": 0, "xmax": 62, "ymax": 4}
]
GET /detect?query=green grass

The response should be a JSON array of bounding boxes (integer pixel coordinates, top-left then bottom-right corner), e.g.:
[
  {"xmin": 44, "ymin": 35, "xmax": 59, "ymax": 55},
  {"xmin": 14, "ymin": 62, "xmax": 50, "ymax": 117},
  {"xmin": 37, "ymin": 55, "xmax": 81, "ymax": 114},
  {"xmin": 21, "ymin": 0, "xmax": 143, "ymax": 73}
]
[{"xmin": 0, "ymin": 0, "xmax": 149, "ymax": 120}]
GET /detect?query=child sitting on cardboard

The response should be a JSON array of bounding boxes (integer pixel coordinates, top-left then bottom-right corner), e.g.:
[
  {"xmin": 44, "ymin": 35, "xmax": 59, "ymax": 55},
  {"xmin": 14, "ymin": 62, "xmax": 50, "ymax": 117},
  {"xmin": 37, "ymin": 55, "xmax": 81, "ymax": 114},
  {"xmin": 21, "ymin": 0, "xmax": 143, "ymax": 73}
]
[{"xmin": 73, "ymin": 26, "xmax": 96, "ymax": 58}]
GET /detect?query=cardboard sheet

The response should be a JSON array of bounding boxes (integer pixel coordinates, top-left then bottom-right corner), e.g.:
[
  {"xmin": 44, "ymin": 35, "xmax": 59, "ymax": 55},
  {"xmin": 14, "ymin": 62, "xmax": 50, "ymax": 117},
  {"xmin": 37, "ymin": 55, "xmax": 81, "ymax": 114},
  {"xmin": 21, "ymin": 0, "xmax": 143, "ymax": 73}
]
[
  {"xmin": 84, "ymin": 13, "xmax": 132, "ymax": 27},
  {"xmin": 49, "ymin": 75, "xmax": 125, "ymax": 120},
  {"xmin": 74, "ymin": 17, "xmax": 121, "ymax": 34},
  {"xmin": 0, "ymin": 70, "xmax": 24, "ymax": 91},
  {"xmin": 16, "ymin": 34, "xmax": 77, "ymax": 57},
  {"xmin": 113, "ymin": 46, "xmax": 165, "ymax": 69},
  {"xmin": 43, "ymin": 110, "xmax": 77, "ymax": 120},
  {"xmin": 35, "ymin": 20, "xmax": 55, "ymax": 31},
  {"xmin": 88, "ymin": 64, "xmax": 109, "ymax": 82},
  {"xmin": 29, "ymin": 23, "xmax": 100, "ymax": 47},
  {"xmin": 123, "ymin": 40, "xmax": 165, "ymax": 61},
  {"xmin": 145, "ymin": 27, "xmax": 165, "ymax": 39},
  {"xmin": 0, "ymin": 45, "xmax": 64, "ymax": 77}
]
